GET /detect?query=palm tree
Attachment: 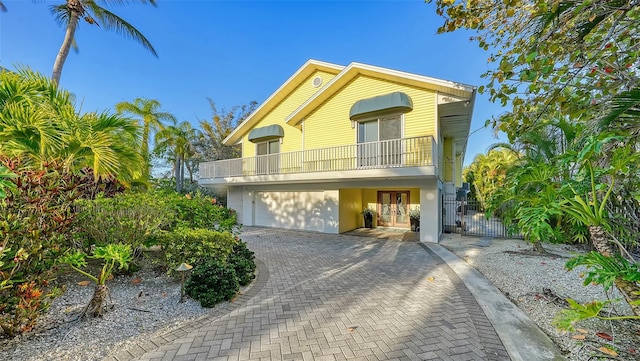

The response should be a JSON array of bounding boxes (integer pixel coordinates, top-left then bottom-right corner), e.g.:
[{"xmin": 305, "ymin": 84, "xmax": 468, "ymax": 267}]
[
  {"xmin": 154, "ymin": 121, "xmax": 199, "ymax": 193},
  {"xmin": 115, "ymin": 98, "xmax": 176, "ymax": 179},
  {"xmin": 50, "ymin": 0, "xmax": 158, "ymax": 83},
  {"xmin": 0, "ymin": 67, "xmax": 144, "ymax": 183}
]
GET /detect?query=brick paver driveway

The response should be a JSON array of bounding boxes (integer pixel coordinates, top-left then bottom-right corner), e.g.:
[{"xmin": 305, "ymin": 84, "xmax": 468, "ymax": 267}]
[{"xmin": 131, "ymin": 227, "xmax": 509, "ymax": 361}]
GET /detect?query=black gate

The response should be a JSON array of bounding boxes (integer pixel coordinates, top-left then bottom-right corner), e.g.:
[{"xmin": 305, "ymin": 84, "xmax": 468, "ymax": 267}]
[{"xmin": 443, "ymin": 195, "xmax": 522, "ymax": 239}]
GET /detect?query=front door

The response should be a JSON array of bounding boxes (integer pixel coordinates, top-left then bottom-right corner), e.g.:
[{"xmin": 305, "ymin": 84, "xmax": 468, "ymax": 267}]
[{"xmin": 377, "ymin": 191, "xmax": 410, "ymax": 228}]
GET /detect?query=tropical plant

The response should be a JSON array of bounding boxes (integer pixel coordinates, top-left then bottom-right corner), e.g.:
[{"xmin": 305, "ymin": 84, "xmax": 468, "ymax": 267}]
[
  {"xmin": 0, "ymin": 165, "xmax": 16, "ymax": 199},
  {"xmin": 463, "ymin": 148, "xmax": 518, "ymax": 208},
  {"xmin": 154, "ymin": 121, "xmax": 200, "ymax": 193},
  {"xmin": 160, "ymin": 190, "xmax": 239, "ymax": 233},
  {"xmin": 49, "ymin": 0, "xmax": 158, "ymax": 83},
  {"xmin": 409, "ymin": 207, "xmax": 420, "ymax": 220},
  {"xmin": 115, "ymin": 98, "xmax": 177, "ymax": 179},
  {"xmin": 0, "ymin": 68, "xmax": 144, "ymax": 183},
  {"xmin": 73, "ymin": 192, "xmax": 173, "ymax": 250},
  {"xmin": 58, "ymin": 243, "xmax": 133, "ymax": 317}
]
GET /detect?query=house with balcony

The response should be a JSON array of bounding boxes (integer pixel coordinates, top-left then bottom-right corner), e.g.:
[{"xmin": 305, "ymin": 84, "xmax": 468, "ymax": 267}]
[{"xmin": 198, "ymin": 60, "xmax": 475, "ymax": 243}]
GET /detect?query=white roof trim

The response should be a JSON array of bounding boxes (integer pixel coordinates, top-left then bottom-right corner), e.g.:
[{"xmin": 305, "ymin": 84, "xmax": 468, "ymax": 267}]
[
  {"xmin": 223, "ymin": 59, "xmax": 344, "ymax": 145},
  {"xmin": 285, "ymin": 62, "xmax": 475, "ymax": 124}
]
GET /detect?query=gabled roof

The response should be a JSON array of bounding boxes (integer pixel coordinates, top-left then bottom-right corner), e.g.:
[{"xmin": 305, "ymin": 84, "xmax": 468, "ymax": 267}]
[
  {"xmin": 223, "ymin": 60, "xmax": 477, "ymax": 145},
  {"xmin": 223, "ymin": 59, "xmax": 344, "ymax": 145},
  {"xmin": 285, "ymin": 62, "xmax": 476, "ymax": 126}
]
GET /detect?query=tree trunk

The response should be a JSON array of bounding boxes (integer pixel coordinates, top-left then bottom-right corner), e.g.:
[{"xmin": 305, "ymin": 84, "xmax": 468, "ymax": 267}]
[
  {"xmin": 52, "ymin": 1, "xmax": 82, "ymax": 83},
  {"xmin": 83, "ymin": 284, "xmax": 109, "ymax": 318},
  {"xmin": 588, "ymin": 225, "xmax": 640, "ymax": 316},
  {"xmin": 588, "ymin": 225, "xmax": 617, "ymax": 256},
  {"xmin": 176, "ymin": 156, "xmax": 183, "ymax": 193}
]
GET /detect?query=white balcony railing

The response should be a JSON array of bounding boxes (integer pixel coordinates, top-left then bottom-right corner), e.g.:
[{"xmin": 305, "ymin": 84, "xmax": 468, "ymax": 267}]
[{"xmin": 199, "ymin": 135, "xmax": 436, "ymax": 179}]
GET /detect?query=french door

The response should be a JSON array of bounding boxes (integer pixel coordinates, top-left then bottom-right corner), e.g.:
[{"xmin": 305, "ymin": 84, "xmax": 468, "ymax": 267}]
[{"xmin": 377, "ymin": 191, "xmax": 410, "ymax": 228}]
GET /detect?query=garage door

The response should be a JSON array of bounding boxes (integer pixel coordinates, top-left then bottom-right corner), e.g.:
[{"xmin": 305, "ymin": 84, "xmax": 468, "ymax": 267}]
[{"xmin": 254, "ymin": 191, "xmax": 328, "ymax": 232}]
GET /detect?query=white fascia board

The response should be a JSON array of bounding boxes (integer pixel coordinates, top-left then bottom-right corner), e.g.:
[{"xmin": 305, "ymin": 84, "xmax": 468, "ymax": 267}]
[{"xmin": 223, "ymin": 59, "xmax": 344, "ymax": 145}]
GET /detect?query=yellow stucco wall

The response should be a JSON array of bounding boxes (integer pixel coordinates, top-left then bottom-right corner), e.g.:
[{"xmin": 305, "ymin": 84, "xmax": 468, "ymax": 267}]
[
  {"xmin": 241, "ymin": 70, "xmax": 337, "ymax": 157},
  {"xmin": 361, "ymin": 188, "xmax": 420, "ymax": 227},
  {"xmin": 338, "ymin": 188, "xmax": 362, "ymax": 233},
  {"xmin": 303, "ymin": 76, "xmax": 437, "ymax": 150}
]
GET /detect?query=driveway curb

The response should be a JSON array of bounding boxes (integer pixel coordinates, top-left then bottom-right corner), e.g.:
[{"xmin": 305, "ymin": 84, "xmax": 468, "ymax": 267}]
[{"xmin": 424, "ymin": 243, "xmax": 566, "ymax": 361}]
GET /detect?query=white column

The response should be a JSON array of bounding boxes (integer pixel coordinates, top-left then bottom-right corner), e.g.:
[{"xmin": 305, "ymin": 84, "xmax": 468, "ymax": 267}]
[{"xmin": 420, "ymin": 178, "xmax": 439, "ymax": 243}]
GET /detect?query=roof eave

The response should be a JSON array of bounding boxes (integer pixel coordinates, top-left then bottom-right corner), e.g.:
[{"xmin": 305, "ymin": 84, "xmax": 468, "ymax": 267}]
[
  {"xmin": 285, "ymin": 62, "xmax": 476, "ymax": 126},
  {"xmin": 223, "ymin": 59, "xmax": 344, "ymax": 145}
]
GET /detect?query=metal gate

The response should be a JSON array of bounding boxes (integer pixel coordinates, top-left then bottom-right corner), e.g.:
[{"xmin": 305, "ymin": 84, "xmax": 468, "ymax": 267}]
[{"xmin": 443, "ymin": 195, "xmax": 522, "ymax": 239}]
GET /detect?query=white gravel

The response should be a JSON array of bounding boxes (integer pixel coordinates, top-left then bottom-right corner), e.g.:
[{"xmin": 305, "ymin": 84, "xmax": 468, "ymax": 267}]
[
  {"xmin": 440, "ymin": 234, "xmax": 639, "ymax": 361},
  {"xmin": 0, "ymin": 262, "xmax": 211, "ymax": 361}
]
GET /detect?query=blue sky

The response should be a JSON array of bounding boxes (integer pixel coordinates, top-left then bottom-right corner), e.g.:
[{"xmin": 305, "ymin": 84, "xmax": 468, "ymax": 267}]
[{"xmin": 0, "ymin": 0, "xmax": 507, "ymax": 165}]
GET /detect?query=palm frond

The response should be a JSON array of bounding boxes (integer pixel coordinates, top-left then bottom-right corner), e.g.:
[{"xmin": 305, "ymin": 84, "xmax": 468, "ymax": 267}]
[{"xmin": 87, "ymin": 4, "xmax": 158, "ymax": 57}]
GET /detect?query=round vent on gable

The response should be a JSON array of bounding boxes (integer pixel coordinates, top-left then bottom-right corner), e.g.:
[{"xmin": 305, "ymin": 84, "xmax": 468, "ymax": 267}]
[{"xmin": 311, "ymin": 76, "xmax": 322, "ymax": 88}]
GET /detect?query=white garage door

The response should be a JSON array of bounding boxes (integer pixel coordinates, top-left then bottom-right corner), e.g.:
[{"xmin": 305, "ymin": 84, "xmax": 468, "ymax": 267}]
[{"xmin": 254, "ymin": 191, "xmax": 329, "ymax": 232}]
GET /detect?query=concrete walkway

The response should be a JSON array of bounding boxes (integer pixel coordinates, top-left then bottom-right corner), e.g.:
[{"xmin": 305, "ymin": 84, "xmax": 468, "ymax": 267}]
[{"xmin": 109, "ymin": 227, "xmax": 564, "ymax": 361}]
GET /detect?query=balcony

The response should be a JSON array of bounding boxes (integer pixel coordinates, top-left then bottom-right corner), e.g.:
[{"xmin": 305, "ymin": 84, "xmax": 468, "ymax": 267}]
[{"xmin": 199, "ymin": 135, "xmax": 437, "ymax": 185}]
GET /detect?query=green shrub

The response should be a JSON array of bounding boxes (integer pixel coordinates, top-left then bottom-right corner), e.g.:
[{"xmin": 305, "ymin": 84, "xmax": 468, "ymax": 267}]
[
  {"xmin": 73, "ymin": 192, "xmax": 173, "ymax": 249},
  {"xmin": 185, "ymin": 260, "xmax": 239, "ymax": 307},
  {"xmin": 159, "ymin": 227, "xmax": 236, "ymax": 272},
  {"xmin": 229, "ymin": 240, "xmax": 256, "ymax": 286},
  {"xmin": 160, "ymin": 191, "xmax": 239, "ymax": 233}
]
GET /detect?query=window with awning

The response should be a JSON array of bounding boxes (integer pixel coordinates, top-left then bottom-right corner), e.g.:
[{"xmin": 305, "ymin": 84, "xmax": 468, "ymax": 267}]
[
  {"xmin": 248, "ymin": 124, "xmax": 284, "ymax": 143},
  {"xmin": 349, "ymin": 92, "xmax": 413, "ymax": 120}
]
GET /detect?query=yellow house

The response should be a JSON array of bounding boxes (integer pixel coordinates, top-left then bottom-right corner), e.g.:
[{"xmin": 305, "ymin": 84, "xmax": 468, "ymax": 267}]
[{"xmin": 199, "ymin": 60, "xmax": 475, "ymax": 243}]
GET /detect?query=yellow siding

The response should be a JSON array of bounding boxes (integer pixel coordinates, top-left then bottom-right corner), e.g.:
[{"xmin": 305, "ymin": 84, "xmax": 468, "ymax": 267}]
[
  {"xmin": 338, "ymin": 188, "xmax": 362, "ymax": 233},
  {"xmin": 443, "ymin": 138, "xmax": 453, "ymax": 182},
  {"xmin": 241, "ymin": 70, "xmax": 337, "ymax": 157},
  {"xmin": 304, "ymin": 76, "xmax": 437, "ymax": 150},
  {"xmin": 455, "ymin": 155, "xmax": 463, "ymax": 187}
]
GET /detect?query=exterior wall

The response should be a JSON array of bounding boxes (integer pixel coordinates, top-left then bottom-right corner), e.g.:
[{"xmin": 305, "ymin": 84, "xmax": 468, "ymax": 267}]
[
  {"xmin": 241, "ymin": 70, "xmax": 337, "ymax": 157},
  {"xmin": 303, "ymin": 76, "xmax": 438, "ymax": 150},
  {"xmin": 443, "ymin": 137, "xmax": 454, "ymax": 182},
  {"xmin": 226, "ymin": 186, "xmax": 243, "ymax": 223},
  {"xmin": 361, "ymin": 187, "xmax": 420, "ymax": 228},
  {"xmin": 338, "ymin": 189, "xmax": 362, "ymax": 233},
  {"xmin": 455, "ymin": 154, "xmax": 463, "ymax": 187},
  {"xmin": 420, "ymin": 178, "xmax": 440, "ymax": 243}
]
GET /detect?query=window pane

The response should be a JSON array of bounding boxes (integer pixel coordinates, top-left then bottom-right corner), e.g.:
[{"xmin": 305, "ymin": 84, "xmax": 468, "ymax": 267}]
[
  {"xmin": 380, "ymin": 116, "xmax": 401, "ymax": 140},
  {"xmin": 269, "ymin": 140, "xmax": 279, "ymax": 154},
  {"xmin": 257, "ymin": 143, "xmax": 268, "ymax": 155}
]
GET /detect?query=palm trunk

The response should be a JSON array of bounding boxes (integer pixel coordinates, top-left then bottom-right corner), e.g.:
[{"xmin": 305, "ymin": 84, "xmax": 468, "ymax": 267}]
[
  {"xmin": 52, "ymin": 1, "xmax": 82, "ymax": 83},
  {"xmin": 83, "ymin": 284, "xmax": 109, "ymax": 318},
  {"xmin": 588, "ymin": 225, "xmax": 640, "ymax": 316},
  {"xmin": 587, "ymin": 225, "xmax": 617, "ymax": 256},
  {"xmin": 141, "ymin": 123, "xmax": 150, "ymax": 177}
]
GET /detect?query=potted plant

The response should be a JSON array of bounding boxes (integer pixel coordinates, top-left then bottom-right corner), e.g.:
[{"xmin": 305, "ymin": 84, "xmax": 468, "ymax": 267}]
[
  {"xmin": 361, "ymin": 208, "xmax": 375, "ymax": 228},
  {"xmin": 409, "ymin": 207, "xmax": 420, "ymax": 232}
]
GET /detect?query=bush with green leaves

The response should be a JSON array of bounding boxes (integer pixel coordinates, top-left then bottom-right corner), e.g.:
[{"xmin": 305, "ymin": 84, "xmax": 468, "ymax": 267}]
[
  {"xmin": 229, "ymin": 240, "xmax": 256, "ymax": 286},
  {"xmin": 160, "ymin": 191, "xmax": 239, "ymax": 233},
  {"xmin": 73, "ymin": 192, "xmax": 173, "ymax": 249},
  {"xmin": 185, "ymin": 260, "xmax": 239, "ymax": 308},
  {"xmin": 159, "ymin": 227, "xmax": 236, "ymax": 272}
]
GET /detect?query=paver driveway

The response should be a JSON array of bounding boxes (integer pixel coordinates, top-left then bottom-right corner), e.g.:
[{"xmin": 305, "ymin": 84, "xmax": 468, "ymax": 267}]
[{"xmin": 127, "ymin": 227, "xmax": 509, "ymax": 361}]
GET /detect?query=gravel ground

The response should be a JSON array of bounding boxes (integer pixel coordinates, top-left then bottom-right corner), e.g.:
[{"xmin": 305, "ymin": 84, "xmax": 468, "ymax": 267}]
[
  {"xmin": 440, "ymin": 234, "xmax": 640, "ymax": 361},
  {"xmin": 0, "ymin": 259, "xmax": 212, "ymax": 361},
  {"xmin": 1, "ymin": 235, "xmax": 639, "ymax": 361}
]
